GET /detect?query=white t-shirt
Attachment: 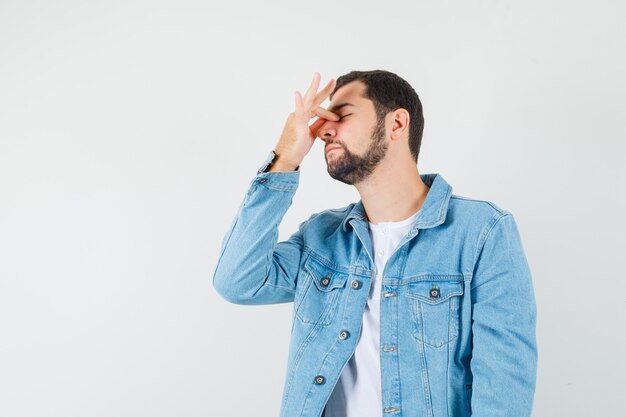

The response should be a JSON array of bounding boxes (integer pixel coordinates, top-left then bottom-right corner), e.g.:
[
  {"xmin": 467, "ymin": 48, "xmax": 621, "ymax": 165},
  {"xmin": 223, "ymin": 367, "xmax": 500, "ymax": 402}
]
[{"xmin": 324, "ymin": 208, "xmax": 421, "ymax": 417}]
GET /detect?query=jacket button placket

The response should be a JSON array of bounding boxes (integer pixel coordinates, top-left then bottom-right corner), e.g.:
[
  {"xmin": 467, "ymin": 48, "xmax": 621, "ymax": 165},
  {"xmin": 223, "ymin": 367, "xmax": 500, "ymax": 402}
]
[{"xmin": 381, "ymin": 285, "xmax": 401, "ymax": 414}]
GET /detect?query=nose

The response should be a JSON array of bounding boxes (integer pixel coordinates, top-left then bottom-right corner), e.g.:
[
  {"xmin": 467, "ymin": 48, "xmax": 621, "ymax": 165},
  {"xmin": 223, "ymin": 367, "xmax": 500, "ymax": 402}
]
[{"xmin": 317, "ymin": 120, "xmax": 337, "ymax": 142}]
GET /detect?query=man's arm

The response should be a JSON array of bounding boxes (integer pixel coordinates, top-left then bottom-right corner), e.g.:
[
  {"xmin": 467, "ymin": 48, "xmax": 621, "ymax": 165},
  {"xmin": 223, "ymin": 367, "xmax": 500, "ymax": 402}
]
[
  {"xmin": 212, "ymin": 150, "xmax": 308, "ymax": 305},
  {"xmin": 469, "ymin": 212, "xmax": 538, "ymax": 416},
  {"xmin": 212, "ymin": 72, "xmax": 338, "ymax": 305}
]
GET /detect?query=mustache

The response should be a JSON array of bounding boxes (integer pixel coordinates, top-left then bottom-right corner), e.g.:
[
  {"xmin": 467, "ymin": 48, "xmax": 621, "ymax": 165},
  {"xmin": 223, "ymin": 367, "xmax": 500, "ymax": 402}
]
[{"xmin": 325, "ymin": 142, "xmax": 344, "ymax": 149}]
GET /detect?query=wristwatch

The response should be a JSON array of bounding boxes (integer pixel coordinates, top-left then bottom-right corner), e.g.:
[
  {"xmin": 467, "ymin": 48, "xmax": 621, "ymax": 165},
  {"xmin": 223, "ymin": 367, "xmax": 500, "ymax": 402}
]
[{"xmin": 261, "ymin": 150, "xmax": 300, "ymax": 173}]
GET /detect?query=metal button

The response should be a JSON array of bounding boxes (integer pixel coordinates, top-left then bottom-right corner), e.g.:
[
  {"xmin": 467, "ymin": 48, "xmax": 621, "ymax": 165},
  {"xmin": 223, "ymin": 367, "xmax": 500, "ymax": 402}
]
[
  {"xmin": 339, "ymin": 330, "xmax": 350, "ymax": 340},
  {"xmin": 320, "ymin": 273, "xmax": 331, "ymax": 287},
  {"xmin": 350, "ymin": 279, "xmax": 362, "ymax": 289},
  {"xmin": 429, "ymin": 287, "xmax": 440, "ymax": 299},
  {"xmin": 258, "ymin": 178, "xmax": 267, "ymax": 183},
  {"xmin": 314, "ymin": 375, "xmax": 326, "ymax": 385}
]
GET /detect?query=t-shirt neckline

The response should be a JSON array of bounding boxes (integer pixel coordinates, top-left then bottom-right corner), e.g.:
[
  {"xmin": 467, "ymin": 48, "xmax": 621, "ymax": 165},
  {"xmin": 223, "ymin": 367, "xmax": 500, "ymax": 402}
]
[{"xmin": 368, "ymin": 208, "xmax": 421, "ymax": 229}]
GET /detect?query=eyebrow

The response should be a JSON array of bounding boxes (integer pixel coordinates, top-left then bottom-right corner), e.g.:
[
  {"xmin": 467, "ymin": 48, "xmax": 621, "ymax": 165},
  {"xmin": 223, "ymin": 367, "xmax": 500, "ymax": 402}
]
[{"xmin": 327, "ymin": 102, "xmax": 356, "ymax": 113}]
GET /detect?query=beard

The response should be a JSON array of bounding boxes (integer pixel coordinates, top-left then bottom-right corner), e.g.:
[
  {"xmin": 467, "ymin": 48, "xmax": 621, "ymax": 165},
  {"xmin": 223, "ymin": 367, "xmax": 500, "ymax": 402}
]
[{"xmin": 326, "ymin": 117, "xmax": 388, "ymax": 185}]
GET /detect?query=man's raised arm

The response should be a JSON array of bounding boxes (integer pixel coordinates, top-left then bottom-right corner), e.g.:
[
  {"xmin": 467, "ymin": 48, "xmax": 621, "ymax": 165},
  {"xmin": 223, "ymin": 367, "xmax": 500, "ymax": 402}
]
[
  {"xmin": 212, "ymin": 150, "xmax": 305, "ymax": 304},
  {"xmin": 211, "ymin": 72, "xmax": 340, "ymax": 305}
]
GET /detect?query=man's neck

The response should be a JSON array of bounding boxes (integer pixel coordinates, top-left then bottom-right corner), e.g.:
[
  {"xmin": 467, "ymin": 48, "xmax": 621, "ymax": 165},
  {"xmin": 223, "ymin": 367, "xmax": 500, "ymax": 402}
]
[{"xmin": 356, "ymin": 160, "xmax": 430, "ymax": 225}]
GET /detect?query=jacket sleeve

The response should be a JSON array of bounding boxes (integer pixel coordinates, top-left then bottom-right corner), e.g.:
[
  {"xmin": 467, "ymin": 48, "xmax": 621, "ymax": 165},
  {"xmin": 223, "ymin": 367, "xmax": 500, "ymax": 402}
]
[
  {"xmin": 469, "ymin": 212, "xmax": 538, "ymax": 417},
  {"xmin": 212, "ymin": 151, "xmax": 309, "ymax": 305}
]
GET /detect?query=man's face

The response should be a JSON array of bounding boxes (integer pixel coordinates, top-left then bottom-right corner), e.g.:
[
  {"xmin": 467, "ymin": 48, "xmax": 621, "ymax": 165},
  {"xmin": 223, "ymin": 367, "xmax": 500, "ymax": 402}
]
[{"xmin": 318, "ymin": 80, "xmax": 388, "ymax": 185}]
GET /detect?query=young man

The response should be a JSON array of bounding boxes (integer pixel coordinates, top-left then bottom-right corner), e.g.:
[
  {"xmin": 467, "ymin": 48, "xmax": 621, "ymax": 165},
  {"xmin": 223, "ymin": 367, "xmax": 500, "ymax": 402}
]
[{"xmin": 212, "ymin": 70, "xmax": 538, "ymax": 417}]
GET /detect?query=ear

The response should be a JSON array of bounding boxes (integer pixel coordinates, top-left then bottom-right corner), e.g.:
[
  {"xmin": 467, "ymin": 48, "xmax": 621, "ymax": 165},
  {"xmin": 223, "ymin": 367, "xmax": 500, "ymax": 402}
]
[{"xmin": 389, "ymin": 108, "xmax": 410, "ymax": 141}]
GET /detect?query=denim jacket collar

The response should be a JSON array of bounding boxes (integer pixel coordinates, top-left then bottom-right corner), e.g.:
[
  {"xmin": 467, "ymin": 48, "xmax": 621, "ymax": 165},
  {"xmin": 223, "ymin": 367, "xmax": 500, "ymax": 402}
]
[{"xmin": 341, "ymin": 173, "xmax": 453, "ymax": 233}]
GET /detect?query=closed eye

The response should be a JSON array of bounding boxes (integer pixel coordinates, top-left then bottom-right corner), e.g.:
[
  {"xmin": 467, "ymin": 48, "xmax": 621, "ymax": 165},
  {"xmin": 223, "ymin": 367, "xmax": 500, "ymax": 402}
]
[{"xmin": 338, "ymin": 114, "xmax": 351, "ymax": 120}]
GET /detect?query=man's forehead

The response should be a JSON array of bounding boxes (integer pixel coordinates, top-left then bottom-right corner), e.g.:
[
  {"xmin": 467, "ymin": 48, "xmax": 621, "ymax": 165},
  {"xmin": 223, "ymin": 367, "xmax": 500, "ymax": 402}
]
[{"xmin": 328, "ymin": 80, "xmax": 366, "ymax": 111}]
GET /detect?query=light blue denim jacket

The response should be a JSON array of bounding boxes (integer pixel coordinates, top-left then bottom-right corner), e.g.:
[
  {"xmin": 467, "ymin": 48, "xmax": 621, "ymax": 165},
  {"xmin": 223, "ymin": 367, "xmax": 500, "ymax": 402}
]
[{"xmin": 212, "ymin": 151, "xmax": 538, "ymax": 417}]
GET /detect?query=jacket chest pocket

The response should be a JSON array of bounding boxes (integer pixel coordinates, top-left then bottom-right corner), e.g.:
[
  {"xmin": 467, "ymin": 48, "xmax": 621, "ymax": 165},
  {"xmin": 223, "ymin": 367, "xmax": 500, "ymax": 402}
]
[
  {"xmin": 404, "ymin": 280, "xmax": 464, "ymax": 348},
  {"xmin": 294, "ymin": 256, "xmax": 349, "ymax": 326}
]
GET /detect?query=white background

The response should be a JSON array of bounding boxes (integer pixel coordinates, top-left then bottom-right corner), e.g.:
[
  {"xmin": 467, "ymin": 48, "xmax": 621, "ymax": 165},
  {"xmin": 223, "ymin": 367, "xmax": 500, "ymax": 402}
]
[{"xmin": 1, "ymin": 0, "xmax": 624, "ymax": 416}]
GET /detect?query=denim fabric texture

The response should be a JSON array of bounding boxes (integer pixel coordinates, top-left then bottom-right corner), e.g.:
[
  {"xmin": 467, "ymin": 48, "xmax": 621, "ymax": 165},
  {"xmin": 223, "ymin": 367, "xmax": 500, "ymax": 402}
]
[{"xmin": 212, "ymin": 150, "xmax": 538, "ymax": 417}]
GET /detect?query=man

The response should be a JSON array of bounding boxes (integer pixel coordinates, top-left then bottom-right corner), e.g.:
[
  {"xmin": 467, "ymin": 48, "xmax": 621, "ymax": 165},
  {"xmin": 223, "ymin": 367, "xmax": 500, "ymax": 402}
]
[{"xmin": 212, "ymin": 70, "xmax": 538, "ymax": 417}]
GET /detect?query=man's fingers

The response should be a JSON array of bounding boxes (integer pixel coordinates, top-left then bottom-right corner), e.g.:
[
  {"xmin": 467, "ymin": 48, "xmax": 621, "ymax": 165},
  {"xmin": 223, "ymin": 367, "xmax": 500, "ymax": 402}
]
[
  {"xmin": 314, "ymin": 106, "xmax": 340, "ymax": 121},
  {"xmin": 294, "ymin": 91, "xmax": 303, "ymax": 113},
  {"xmin": 313, "ymin": 78, "xmax": 336, "ymax": 109},
  {"xmin": 309, "ymin": 117, "xmax": 327, "ymax": 138},
  {"xmin": 309, "ymin": 108, "xmax": 340, "ymax": 138},
  {"xmin": 303, "ymin": 72, "xmax": 321, "ymax": 108},
  {"xmin": 295, "ymin": 73, "xmax": 337, "ymax": 122}
]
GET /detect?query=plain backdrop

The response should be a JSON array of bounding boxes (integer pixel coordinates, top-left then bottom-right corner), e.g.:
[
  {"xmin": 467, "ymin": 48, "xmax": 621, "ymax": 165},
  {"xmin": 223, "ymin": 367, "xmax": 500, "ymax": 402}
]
[{"xmin": 1, "ymin": 0, "xmax": 625, "ymax": 416}]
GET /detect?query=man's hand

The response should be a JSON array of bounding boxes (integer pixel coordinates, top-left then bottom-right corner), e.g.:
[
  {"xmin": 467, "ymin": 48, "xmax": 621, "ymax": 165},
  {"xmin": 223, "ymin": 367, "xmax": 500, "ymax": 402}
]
[{"xmin": 269, "ymin": 72, "xmax": 339, "ymax": 172}]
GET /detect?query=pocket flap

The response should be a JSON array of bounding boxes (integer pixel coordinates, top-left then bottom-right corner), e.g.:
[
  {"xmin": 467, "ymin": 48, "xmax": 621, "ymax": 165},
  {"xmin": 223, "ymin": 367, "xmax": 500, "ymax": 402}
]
[
  {"xmin": 405, "ymin": 280, "xmax": 464, "ymax": 304},
  {"xmin": 305, "ymin": 256, "xmax": 349, "ymax": 292}
]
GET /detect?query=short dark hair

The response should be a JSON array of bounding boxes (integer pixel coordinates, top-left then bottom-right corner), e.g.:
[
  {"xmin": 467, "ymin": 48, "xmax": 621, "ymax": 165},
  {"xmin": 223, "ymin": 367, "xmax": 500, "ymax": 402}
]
[{"xmin": 330, "ymin": 69, "xmax": 424, "ymax": 163}]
